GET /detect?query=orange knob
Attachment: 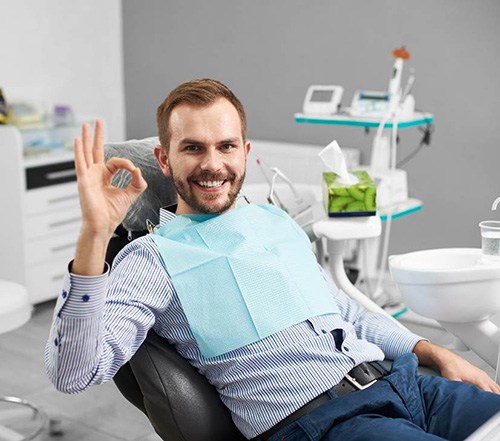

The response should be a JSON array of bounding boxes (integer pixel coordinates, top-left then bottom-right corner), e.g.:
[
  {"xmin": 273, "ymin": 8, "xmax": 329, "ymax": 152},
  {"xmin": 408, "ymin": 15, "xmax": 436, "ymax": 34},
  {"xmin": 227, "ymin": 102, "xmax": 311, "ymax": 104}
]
[{"xmin": 393, "ymin": 47, "xmax": 410, "ymax": 60}]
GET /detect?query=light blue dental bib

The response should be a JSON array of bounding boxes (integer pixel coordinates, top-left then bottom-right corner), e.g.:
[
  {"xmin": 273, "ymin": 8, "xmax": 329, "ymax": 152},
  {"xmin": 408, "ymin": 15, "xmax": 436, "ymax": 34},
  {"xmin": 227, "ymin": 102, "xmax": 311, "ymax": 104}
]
[{"xmin": 151, "ymin": 204, "xmax": 339, "ymax": 358}]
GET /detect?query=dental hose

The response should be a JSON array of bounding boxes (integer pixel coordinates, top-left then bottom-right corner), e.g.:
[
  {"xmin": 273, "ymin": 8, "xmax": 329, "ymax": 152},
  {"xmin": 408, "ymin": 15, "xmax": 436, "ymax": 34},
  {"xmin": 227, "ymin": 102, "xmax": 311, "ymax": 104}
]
[{"xmin": 370, "ymin": 110, "xmax": 399, "ymax": 304}]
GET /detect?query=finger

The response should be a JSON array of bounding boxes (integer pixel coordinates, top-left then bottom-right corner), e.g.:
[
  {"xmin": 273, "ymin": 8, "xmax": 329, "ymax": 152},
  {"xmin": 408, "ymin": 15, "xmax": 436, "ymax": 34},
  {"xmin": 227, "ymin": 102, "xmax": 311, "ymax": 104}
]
[
  {"xmin": 74, "ymin": 137, "xmax": 87, "ymax": 177},
  {"xmin": 93, "ymin": 119, "xmax": 105, "ymax": 164},
  {"xmin": 81, "ymin": 122, "xmax": 93, "ymax": 166},
  {"xmin": 105, "ymin": 158, "xmax": 147, "ymax": 201},
  {"xmin": 475, "ymin": 377, "xmax": 500, "ymax": 394},
  {"xmin": 489, "ymin": 379, "xmax": 500, "ymax": 394},
  {"xmin": 106, "ymin": 157, "xmax": 138, "ymax": 176},
  {"xmin": 129, "ymin": 167, "xmax": 148, "ymax": 193}
]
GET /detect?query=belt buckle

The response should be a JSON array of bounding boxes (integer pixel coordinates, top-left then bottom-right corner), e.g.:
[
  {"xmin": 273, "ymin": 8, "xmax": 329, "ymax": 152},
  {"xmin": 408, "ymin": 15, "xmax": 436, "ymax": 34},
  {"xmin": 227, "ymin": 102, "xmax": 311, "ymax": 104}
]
[{"xmin": 344, "ymin": 372, "xmax": 377, "ymax": 391}]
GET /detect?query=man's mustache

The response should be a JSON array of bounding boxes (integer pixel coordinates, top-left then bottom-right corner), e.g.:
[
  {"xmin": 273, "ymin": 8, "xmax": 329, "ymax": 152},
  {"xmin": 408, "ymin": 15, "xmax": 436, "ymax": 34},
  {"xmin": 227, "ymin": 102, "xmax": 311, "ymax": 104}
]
[{"xmin": 188, "ymin": 172, "xmax": 236, "ymax": 182}]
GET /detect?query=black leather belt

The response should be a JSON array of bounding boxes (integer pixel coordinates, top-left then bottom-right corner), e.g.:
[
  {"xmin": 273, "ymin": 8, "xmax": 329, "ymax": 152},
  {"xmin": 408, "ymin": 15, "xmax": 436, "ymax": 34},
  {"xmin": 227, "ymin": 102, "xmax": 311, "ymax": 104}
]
[{"xmin": 253, "ymin": 361, "xmax": 388, "ymax": 441}]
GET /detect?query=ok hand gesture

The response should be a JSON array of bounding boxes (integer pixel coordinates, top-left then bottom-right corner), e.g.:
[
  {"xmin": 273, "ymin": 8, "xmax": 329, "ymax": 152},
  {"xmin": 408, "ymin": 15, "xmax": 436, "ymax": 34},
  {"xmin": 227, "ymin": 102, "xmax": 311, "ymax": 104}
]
[
  {"xmin": 72, "ymin": 120, "xmax": 147, "ymax": 275},
  {"xmin": 74, "ymin": 119, "xmax": 147, "ymax": 238}
]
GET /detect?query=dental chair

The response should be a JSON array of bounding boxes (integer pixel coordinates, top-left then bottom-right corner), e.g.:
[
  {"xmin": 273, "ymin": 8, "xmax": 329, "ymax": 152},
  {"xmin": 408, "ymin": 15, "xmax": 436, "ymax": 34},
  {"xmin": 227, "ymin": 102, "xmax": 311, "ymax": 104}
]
[{"xmin": 104, "ymin": 137, "xmax": 440, "ymax": 441}]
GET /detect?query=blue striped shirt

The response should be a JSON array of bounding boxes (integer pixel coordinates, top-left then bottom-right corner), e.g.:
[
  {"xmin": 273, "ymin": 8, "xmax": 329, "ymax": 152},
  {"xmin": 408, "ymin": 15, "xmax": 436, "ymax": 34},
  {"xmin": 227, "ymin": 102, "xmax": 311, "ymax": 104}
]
[{"xmin": 45, "ymin": 208, "xmax": 423, "ymax": 439}]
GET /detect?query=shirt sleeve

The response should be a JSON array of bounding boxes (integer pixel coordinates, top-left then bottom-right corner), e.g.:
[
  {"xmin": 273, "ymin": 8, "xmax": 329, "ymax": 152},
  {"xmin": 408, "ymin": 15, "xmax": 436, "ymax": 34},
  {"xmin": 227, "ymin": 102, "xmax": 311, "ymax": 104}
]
[
  {"xmin": 321, "ymin": 267, "xmax": 425, "ymax": 360},
  {"xmin": 44, "ymin": 237, "xmax": 173, "ymax": 394}
]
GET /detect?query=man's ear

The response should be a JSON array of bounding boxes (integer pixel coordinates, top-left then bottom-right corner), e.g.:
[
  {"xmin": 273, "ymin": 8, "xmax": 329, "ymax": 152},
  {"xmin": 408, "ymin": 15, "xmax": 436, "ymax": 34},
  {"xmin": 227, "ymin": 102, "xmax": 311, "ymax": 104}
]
[{"xmin": 154, "ymin": 145, "xmax": 171, "ymax": 177}]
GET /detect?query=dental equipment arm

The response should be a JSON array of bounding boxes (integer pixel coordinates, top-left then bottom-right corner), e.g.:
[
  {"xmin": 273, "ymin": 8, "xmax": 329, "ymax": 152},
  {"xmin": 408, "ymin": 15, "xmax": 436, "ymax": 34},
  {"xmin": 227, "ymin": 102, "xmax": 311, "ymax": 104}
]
[
  {"xmin": 492, "ymin": 197, "xmax": 500, "ymax": 211},
  {"xmin": 311, "ymin": 215, "xmax": 404, "ymax": 328}
]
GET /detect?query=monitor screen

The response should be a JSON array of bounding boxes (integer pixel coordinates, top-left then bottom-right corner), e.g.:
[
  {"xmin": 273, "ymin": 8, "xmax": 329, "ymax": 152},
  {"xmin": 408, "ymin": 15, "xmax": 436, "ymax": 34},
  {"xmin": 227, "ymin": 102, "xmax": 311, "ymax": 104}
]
[{"xmin": 310, "ymin": 90, "xmax": 334, "ymax": 102}]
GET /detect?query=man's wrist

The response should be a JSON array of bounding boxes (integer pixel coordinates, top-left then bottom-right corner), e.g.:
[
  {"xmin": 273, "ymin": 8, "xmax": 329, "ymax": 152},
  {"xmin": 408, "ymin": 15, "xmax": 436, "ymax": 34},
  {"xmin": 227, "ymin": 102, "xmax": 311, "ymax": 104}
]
[
  {"xmin": 72, "ymin": 226, "xmax": 113, "ymax": 276},
  {"xmin": 413, "ymin": 340, "xmax": 458, "ymax": 372},
  {"xmin": 79, "ymin": 222, "xmax": 116, "ymax": 242},
  {"xmin": 412, "ymin": 340, "xmax": 439, "ymax": 367}
]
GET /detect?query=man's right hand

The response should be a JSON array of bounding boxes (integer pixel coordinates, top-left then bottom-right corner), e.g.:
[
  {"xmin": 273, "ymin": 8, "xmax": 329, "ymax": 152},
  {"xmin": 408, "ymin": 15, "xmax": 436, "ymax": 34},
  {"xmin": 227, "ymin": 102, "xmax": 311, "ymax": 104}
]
[{"xmin": 72, "ymin": 119, "xmax": 148, "ymax": 275}]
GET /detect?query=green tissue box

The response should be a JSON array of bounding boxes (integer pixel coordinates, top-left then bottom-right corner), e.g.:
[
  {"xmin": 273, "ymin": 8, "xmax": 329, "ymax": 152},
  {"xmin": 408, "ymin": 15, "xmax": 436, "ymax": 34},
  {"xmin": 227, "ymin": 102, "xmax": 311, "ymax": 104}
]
[{"xmin": 323, "ymin": 170, "xmax": 377, "ymax": 217}]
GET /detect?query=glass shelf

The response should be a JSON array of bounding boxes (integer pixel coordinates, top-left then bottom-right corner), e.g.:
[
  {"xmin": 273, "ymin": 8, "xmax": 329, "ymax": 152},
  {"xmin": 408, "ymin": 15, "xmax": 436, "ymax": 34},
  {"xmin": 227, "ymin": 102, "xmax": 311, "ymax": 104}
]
[
  {"xmin": 294, "ymin": 111, "xmax": 434, "ymax": 129},
  {"xmin": 378, "ymin": 198, "xmax": 423, "ymax": 221},
  {"xmin": 16, "ymin": 118, "xmax": 94, "ymax": 164}
]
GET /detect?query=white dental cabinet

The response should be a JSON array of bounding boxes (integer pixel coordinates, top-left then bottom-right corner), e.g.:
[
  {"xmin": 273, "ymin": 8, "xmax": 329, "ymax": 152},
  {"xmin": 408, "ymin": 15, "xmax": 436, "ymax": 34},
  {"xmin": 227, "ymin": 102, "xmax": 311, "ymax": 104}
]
[{"xmin": 0, "ymin": 124, "xmax": 82, "ymax": 304}]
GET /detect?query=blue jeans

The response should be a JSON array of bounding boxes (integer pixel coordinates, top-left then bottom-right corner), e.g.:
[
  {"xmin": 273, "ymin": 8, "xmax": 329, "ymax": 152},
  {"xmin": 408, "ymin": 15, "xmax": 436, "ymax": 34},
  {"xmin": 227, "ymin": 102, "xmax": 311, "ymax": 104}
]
[{"xmin": 269, "ymin": 354, "xmax": 500, "ymax": 441}]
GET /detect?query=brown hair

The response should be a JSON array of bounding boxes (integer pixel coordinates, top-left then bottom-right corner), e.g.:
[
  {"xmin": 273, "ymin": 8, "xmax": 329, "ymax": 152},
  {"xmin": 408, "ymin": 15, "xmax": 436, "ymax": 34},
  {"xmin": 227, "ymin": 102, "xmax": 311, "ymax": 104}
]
[{"xmin": 156, "ymin": 79, "xmax": 247, "ymax": 150}]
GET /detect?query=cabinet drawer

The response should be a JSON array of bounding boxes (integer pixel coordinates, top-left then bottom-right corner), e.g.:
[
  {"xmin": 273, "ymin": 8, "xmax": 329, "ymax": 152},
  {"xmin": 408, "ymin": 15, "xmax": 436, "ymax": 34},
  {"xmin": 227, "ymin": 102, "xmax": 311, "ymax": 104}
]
[
  {"xmin": 25, "ymin": 231, "xmax": 78, "ymax": 265},
  {"xmin": 25, "ymin": 208, "xmax": 82, "ymax": 240},
  {"xmin": 26, "ymin": 160, "xmax": 76, "ymax": 190},
  {"xmin": 24, "ymin": 181, "xmax": 80, "ymax": 215},
  {"xmin": 26, "ymin": 260, "xmax": 68, "ymax": 304}
]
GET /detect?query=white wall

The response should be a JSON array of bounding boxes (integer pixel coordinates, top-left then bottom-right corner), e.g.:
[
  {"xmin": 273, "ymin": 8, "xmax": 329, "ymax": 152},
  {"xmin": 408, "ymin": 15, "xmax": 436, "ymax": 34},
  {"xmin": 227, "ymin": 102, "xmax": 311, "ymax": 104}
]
[{"xmin": 0, "ymin": 0, "xmax": 125, "ymax": 141}]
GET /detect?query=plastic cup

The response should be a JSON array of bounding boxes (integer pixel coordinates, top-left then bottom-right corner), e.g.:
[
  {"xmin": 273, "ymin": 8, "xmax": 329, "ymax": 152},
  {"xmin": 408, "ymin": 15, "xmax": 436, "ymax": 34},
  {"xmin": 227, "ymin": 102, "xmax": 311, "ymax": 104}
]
[{"xmin": 479, "ymin": 221, "xmax": 500, "ymax": 259}]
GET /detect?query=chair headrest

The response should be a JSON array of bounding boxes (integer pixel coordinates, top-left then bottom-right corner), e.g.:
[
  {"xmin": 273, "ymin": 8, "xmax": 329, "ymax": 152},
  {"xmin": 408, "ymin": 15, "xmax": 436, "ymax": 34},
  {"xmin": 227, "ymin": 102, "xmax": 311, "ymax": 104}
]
[{"xmin": 104, "ymin": 137, "xmax": 177, "ymax": 231}]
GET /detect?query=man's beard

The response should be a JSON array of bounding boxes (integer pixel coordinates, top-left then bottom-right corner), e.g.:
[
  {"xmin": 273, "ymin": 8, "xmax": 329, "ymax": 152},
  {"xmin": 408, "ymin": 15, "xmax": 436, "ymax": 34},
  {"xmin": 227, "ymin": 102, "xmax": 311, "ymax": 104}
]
[{"xmin": 172, "ymin": 169, "xmax": 246, "ymax": 215}]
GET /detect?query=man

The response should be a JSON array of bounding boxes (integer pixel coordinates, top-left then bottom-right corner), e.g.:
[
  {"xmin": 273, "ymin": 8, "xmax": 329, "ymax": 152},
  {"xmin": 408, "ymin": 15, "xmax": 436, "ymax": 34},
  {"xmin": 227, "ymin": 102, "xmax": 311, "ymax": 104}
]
[{"xmin": 46, "ymin": 79, "xmax": 500, "ymax": 440}]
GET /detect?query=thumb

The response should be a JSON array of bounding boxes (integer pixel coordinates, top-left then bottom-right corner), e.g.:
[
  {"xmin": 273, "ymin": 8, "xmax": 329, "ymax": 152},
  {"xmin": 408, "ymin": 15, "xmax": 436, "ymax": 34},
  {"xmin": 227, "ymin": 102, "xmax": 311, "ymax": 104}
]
[{"xmin": 126, "ymin": 167, "xmax": 148, "ymax": 198}]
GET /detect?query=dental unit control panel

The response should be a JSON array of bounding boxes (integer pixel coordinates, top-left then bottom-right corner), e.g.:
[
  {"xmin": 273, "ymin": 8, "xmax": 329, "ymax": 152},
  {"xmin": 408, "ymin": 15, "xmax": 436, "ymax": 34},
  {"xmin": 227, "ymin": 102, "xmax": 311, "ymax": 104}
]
[
  {"xmin": 302, "ymin": 85, "xmax": 344, "ymax": 115},
  {"xmin": 299, "ymin": 47, "xmax": 416, "ymax": 121}
]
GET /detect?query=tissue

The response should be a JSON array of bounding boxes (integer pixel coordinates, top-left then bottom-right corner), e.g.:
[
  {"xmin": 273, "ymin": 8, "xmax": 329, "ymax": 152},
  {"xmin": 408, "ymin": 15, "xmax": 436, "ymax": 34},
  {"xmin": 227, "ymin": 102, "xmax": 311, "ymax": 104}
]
[
  {"xmin": 319, "ymin": 140, "xmax": 377, "ymax": 217},
  {"xmin": 319, "ymin": 140, "xmax": 358, "ymax": 185}
]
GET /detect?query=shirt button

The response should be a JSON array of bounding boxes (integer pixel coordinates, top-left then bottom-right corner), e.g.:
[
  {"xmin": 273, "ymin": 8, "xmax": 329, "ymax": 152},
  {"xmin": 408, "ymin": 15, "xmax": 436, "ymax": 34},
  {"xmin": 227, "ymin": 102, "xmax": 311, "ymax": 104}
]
[
  {"xmin": 82, "ymin": 294, "xmax": 90, "ymax": 302},
  {"xmin": 61, "ymin": 290, "xmax": 67, "ymax": 299},
  {"xmin": 344, "ymin": 347, "xmax": 350, "ymax": 352},
  {"xmin": 54, "ymin": 338, "xmax": 58, "ymax": 346}
]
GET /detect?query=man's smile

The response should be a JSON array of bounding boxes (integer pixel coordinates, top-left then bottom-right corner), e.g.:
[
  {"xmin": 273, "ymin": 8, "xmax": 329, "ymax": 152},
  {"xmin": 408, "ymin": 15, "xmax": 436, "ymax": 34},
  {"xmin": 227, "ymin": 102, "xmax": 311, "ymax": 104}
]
[{"xmin": 194, "ymin": 179, "xmax": 227, "ymax": 189}]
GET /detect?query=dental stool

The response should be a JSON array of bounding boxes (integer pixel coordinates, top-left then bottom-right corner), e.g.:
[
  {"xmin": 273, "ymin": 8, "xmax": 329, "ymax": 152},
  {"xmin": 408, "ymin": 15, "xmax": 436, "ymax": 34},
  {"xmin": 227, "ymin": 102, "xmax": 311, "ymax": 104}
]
[{"xmin": 0, "ymin": 280, "xmax": 46, "ymax": 440}]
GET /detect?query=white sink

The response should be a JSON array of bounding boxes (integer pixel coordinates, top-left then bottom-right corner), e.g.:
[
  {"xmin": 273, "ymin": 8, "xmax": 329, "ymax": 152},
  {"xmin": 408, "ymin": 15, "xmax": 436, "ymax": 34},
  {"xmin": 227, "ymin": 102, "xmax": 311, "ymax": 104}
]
[{"xmin": 389, "ymin": 248, "xmax": 500, "ymax": 323}]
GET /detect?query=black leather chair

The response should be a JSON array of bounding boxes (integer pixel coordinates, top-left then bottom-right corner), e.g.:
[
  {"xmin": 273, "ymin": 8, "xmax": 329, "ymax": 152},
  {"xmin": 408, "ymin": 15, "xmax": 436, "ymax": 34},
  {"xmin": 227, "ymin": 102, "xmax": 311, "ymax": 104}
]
[
  {"xmin": 104, "ymin": 138, "xmax": 246, "ymax": 440},
  {"xmin": 113, "ymin": 330, "xmax": 245, "ymax": 441}
]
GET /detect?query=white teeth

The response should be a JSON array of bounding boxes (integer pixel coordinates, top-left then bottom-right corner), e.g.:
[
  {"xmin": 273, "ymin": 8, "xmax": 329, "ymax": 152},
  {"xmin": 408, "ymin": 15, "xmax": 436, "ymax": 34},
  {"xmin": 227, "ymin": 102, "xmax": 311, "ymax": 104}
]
[{"xmin": 198, "ymin": 180, "xmax": 224, "ymax": 188}]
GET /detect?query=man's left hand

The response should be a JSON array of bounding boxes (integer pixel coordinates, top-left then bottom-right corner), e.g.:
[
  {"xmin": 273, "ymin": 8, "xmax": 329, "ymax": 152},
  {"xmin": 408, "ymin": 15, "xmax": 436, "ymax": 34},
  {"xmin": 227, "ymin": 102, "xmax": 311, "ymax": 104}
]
[{"xmin": 413, "ymin": 340, "xmax": 500, "ymax": 394}]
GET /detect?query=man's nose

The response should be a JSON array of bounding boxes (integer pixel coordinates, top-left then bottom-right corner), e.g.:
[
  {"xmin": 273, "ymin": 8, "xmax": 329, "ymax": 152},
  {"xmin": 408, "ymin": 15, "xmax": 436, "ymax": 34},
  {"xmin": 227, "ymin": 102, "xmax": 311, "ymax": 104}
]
[{"xmin": 200, "ymin": 149, "xmax": 222, "ymax": 171}]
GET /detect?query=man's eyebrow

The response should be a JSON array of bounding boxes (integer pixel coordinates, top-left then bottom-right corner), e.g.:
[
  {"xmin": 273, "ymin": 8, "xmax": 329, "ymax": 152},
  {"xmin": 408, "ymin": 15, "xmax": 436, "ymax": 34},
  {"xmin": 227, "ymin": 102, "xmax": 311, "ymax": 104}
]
[
  {"xmin": 178, "ymin": 137, "xmax": 241, "ymax": 146},
  {"xmin": 179, "ymin": 138, "xmax": 204, "ymax": 146},
  {"xmin": 217, "ymin": 138, "xmax": 241, "ymax": 145}
]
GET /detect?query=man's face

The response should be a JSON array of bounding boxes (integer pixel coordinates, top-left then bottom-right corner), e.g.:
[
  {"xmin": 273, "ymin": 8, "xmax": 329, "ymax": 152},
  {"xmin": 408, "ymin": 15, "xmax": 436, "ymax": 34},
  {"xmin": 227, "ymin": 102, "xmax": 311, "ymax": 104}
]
[{"xmin": 159, "ymin": 98, "xmax": 251, "ymax": 215}]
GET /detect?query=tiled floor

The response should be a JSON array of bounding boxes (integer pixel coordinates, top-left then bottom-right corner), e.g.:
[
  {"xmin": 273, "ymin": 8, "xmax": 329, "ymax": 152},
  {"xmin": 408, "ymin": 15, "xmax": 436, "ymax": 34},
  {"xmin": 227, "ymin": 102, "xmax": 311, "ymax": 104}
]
[{"xmin": 0, "ymin": 301, "xmax": 161, "ymax": 441}]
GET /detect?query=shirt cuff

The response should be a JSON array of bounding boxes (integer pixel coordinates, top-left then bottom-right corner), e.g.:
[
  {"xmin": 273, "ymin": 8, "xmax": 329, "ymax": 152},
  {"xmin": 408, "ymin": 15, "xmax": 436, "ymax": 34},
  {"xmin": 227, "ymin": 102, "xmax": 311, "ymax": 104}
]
[
  {"xmin": 382, "ymin": 329, "xmax": 428, "ymax": 360},
  {"xmin": 60, "ymin": 262, "xmax": 110, "ymax": 317}
]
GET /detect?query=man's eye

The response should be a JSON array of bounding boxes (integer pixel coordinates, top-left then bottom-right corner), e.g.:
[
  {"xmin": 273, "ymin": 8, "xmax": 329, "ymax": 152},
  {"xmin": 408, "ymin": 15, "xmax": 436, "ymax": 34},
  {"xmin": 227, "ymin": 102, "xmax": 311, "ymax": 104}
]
[
  {"xmin": 221, "ymin": 144, "xmax": 234, "ymax": 151},
  {"xmin": 185, "ymin": 145, "xmax": 200, "ymax": 152}
]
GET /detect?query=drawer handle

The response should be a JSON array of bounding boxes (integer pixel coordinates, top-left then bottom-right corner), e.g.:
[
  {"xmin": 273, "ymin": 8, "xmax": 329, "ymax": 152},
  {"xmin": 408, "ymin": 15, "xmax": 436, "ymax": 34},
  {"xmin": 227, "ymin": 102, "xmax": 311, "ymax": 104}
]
[
  {"xmin": 46, "ymin": 169, "xmax": 76, "ymax": 180},
  {"xmin": 51, "ymin": 243, "xmax": 77, "ymax": 253},
  {"xmin": 48, "ymin": 194, "xmax": 79, "ymax": 205},
  {"xmin": 48, "ymin": 217, "xmax": 82, "ymax": 229}
]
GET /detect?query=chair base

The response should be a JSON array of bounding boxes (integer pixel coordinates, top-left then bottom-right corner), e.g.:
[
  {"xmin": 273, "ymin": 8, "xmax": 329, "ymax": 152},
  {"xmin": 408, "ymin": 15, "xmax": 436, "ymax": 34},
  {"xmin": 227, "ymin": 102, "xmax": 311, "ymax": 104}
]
[{"xmin": 0, "ymin": 396, "xmax": 46, "ymax": 441}]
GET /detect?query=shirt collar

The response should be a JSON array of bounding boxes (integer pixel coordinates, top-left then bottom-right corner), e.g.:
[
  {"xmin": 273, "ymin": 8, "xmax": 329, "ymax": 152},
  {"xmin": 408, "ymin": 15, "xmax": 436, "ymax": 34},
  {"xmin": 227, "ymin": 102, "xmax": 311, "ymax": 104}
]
[{"xmin": 159, "ymin": 204, "xmax": 177, "ymax": 226}]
